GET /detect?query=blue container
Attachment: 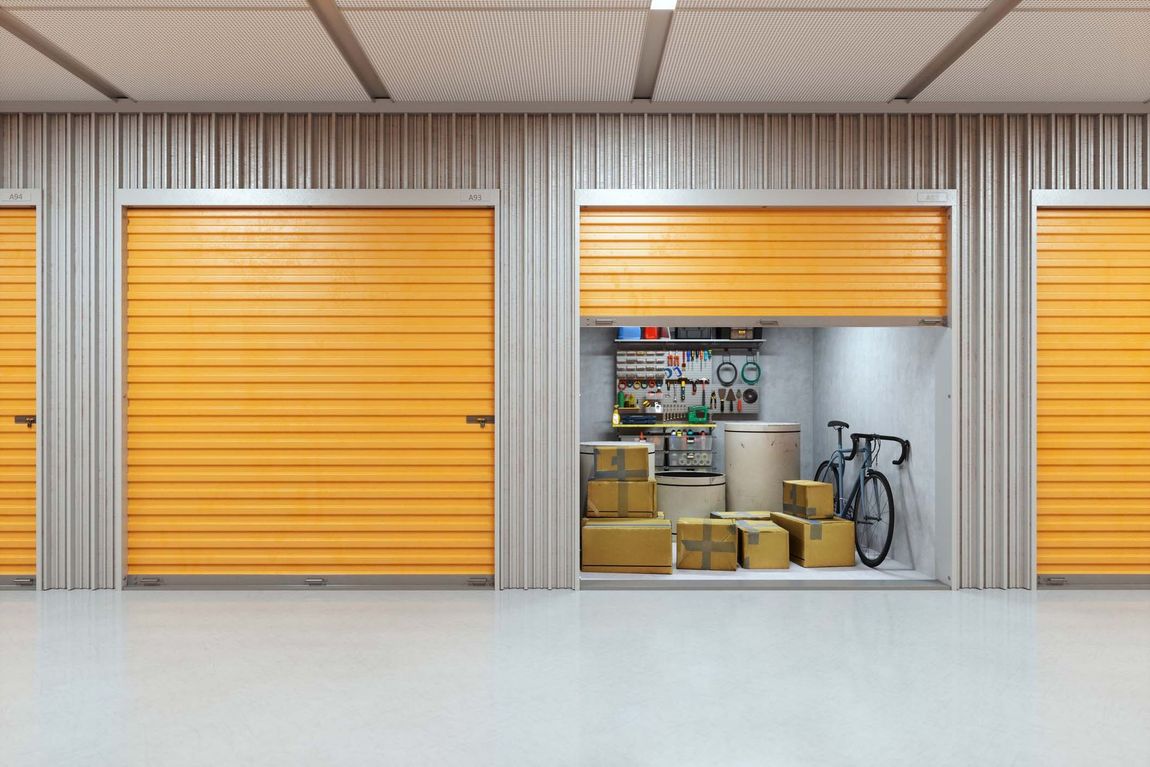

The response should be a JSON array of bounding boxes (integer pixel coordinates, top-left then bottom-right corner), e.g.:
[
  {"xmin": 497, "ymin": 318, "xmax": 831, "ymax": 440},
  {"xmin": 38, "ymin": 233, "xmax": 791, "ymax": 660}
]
[{"xmin": 616, "ymin": 326, "xmax": 642, "ymax": 341}]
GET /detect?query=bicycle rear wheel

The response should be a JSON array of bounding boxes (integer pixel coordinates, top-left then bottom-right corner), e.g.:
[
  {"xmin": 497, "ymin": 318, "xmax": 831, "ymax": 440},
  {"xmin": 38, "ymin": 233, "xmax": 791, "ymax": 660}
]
[
  {"xmin": 848, "ymin": 470, "xmax": 895, "ymax": 567},
  {"xmin": 814, "ymin": 460, "xmax": 841, "ymax": 517}
]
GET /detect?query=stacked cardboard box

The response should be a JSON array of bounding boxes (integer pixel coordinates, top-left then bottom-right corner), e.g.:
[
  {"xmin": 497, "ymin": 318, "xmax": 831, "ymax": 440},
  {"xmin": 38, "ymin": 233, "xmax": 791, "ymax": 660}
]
[
  {"xmin": 676, "ymin": 518, "xmax": 738, "ymax": 571},
  {"xmin": 771, "ymin": 512, "xmax": 856, "ymax": 567},
  {"xmin": 581, "ymin": 445, "xmax": 670, "ymax": 574},
  {"xmin": 782, "ymin": 480, "xmax": 834, "ymax": 519}
]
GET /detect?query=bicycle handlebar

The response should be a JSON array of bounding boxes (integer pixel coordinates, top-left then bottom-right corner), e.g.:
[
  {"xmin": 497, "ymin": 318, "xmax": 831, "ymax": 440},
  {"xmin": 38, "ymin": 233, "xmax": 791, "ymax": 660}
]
[{"xmin": 849, "ymin": 432, "xmax": 911, "ymax": 466}]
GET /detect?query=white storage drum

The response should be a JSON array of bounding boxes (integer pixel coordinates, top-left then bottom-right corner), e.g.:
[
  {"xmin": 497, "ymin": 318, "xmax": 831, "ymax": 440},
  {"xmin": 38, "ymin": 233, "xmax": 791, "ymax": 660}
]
[
  {"xmin": 724, "ymin": 422, "xmax": 800, "ymax": 512},
  {"xmin": 655, "ymin": 471, "xmax": 726, "ymax": 531},
  {"xmin": 579, "ymin": 441, "xmax": 656, "ymax": 512}
]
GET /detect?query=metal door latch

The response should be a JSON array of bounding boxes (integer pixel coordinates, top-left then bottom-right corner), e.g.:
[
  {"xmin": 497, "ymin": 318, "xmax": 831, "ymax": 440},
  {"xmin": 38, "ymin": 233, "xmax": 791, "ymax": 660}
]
[
  {"xmin": 466, "ymin": 415, "xmax": 495, "ymax": 429},
  {"xmin": 14, "ymin": 415, "xmax": 36, "ymax": 428}
]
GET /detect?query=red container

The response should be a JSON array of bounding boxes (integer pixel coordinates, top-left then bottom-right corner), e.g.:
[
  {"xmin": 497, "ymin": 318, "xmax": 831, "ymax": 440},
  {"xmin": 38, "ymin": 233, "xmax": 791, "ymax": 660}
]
[{"xmin": 642, "ymin": 326, "xmax": 659, "ymax": 339}]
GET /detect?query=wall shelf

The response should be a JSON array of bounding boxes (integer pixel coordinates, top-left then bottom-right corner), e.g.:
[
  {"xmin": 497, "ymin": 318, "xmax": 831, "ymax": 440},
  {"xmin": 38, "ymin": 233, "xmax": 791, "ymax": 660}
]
[
  {"xmin": 613, "ymin": 423, "xmax": 715, "ymax": 429},
  {"xmin": 612, "ymin": 339, "xmax": 761, "ymax": 350}
]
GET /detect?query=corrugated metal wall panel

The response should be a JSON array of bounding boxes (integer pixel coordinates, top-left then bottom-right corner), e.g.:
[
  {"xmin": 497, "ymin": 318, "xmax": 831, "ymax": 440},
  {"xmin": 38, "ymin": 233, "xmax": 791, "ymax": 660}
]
[
  {"xmin": 579, "ymin": 206, "xmax": 949, "ymax": 319},
  {"xmin": 2, "ymin": 111, "xmax": 1148, "ymax": 589}
]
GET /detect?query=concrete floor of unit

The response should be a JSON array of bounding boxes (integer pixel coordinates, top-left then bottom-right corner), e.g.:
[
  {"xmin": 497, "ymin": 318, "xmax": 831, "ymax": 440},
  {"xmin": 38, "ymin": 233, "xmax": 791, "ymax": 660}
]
[
  {"xmin": 580, "ymin": 557, "xmax": 938, "ymax": 587},
  {"xmin": 2, "ymin": 590, "xmax": 1148, "ymax": 766}
]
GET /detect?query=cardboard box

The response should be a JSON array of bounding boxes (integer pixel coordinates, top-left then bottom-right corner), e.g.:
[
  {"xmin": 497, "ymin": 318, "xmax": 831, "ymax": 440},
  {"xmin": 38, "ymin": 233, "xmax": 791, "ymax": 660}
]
[
  {"xmin": 581, "ymin": 518, "xmax": 672, "ymax": 574},
  {"xmin": 782, "ymin": 480, "xmax": 834, "ymax": 519},
  {"xmin": 736, "ymin": 521, "xmax": 789, "ymax": 569},
  {"xmin": 592, "ymin": 444, "xmax": 650, "ymax": 481},
  {"xmin": 771, "ymin": 512, "xmax": 856, "ymax": 567},
  {"xmin": 586, "ymin": 479, "xmax": 658, "ymax": 517},
  {"xmin": 710, "ymin": 510, "xmax": 773, "ymax": 521},
  {"xmin": 676, "ymin": 518, "xmax": 737, "ymax": 571}
]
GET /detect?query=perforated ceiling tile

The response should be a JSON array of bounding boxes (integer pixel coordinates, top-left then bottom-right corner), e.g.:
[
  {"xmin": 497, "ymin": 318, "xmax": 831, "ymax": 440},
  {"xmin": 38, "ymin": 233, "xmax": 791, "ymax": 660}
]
[
  {"xmin": 338, "ymin": 1, "xmax": 647, "ymax": 6},
  {"xmin": 0, "ymin": 0, "xmax": 306, "ymax": 6},
  {"xmin": 677, "ymin": 1, "xmax": 989, "ymax": 7},
  {"xmin": 7, "ymin": 8, "xmax": 368, "ymax": 101},
  {"xmin": 0, "ymin": 27, "xmax": 107, "ymax": 100},
  {"xmin": 653, "ymin": 9, "xmax": 978, "ymax": 102},
  {"xmin": 346, "ymin": 9, "xmax": 646, "ymax": 101},
  {"xmin": 1018, "ymin": 1, "xmax": 1150, "ymax": 8},
  {"xmin": 918, "ymin": 10, "xmax": 1150, "ymax": 101}
]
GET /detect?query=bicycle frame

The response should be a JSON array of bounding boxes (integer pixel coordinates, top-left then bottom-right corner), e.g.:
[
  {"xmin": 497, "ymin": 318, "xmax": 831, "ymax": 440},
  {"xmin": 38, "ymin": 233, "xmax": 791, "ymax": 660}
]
[{"xmin": 825, "ymin": 431, "xmax": 871, "ymax": 521}]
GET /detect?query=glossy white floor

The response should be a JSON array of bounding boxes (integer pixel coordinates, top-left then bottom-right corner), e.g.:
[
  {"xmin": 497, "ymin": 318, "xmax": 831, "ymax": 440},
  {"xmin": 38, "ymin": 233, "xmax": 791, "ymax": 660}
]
[{"xmin": 1, "ymin": 589, "xmax": 1147, "ymax": 766}]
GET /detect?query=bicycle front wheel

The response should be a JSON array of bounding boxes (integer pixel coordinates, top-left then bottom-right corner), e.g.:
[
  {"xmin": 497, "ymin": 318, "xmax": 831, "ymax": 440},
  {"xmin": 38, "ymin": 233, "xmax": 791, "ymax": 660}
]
[
  {"xmin": 849, "ymin": 470, "xmax": 895, "ymax": 567},
  {"xmin": 814, "ymin": 460, "xmax": 841, "ymax": 517}
]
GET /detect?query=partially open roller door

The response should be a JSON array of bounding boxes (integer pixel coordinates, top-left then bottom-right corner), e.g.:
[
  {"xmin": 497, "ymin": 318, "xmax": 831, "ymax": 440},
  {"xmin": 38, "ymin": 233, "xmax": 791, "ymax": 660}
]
[
  {"xmin": 125, "ymin": 208, "xmax": 495, "ymax": 583},
  {"xmin": 0, "ymin": 208, "xmax": 36, "ymax": 585},
  {"xmin": 1037, "ymin": 208, "xmax": 1150, "ymax": 579},
  {"xmin": 580, "ymin": 207, "xmax": 949, "ymax": 321}
]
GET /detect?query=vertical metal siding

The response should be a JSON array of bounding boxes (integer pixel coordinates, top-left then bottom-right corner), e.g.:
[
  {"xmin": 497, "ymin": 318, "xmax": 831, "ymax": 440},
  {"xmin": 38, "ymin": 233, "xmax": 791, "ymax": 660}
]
[{"xmin": 1, "ymin": 111, "xmax": 1148, "ymax": 589}]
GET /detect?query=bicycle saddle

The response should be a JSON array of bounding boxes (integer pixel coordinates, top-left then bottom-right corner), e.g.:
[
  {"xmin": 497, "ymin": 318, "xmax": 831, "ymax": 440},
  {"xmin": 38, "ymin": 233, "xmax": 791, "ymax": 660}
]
[{"xmin": 827, "ymin": 420, "xmax": 850, "ymax": 429}]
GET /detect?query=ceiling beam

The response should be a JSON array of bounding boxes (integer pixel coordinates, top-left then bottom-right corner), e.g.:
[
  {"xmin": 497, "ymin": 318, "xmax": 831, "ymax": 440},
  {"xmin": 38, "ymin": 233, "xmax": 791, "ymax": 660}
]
[
  {"xmin": 306, "ymin": 0, "xmax": 389, "ymax": 101},
  {"xmin": 632, "ymin": 7, "xmax": 675, "ymax": 100},
  {"xmin": 0, "ymin": 8, "xmax": 129, "ymax": 101},
  {"xmin": 893, "ymin": 0, "xmax": 1023, "ymax": 102}
]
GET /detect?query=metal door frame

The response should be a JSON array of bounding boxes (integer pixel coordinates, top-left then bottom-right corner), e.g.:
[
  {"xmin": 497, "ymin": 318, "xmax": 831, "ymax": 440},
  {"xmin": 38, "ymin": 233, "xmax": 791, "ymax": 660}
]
[
  {"xmin": 113, "ymin": 189, "xmax": 501, "ymax": 590},
  {"xmin": 0, "ymin": 189, "xmax": 42, "ymax": 589},
  {"xmin": 1031, "ymin": 190, "xmax": 1150, "ymax": 589},
  {"xmin": 573, "ymin": 189, "xmax": 960, "ymax": 590}
]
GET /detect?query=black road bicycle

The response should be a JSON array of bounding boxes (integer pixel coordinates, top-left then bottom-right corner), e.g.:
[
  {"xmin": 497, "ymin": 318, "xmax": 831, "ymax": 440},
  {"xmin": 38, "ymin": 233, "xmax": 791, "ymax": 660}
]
[{"xmin": 813, "ymin": 420, "xmax": 910, "ymax": 568}]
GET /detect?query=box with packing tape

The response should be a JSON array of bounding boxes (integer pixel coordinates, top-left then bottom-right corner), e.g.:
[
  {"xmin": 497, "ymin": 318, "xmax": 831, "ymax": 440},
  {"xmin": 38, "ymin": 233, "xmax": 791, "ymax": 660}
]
[
  {"xmin": 581, "ymin": 518, "xmax": 672, "ymax": 574},
  {"xmin": 676, "ymin": 518, "xmax": 737, "ymax": 571},
  {"xmin": 735, "ymin": 521, "xmax": 789, "ymax": 570},
  {"xmin": 782, "ymin": 480, "xmax": 834, "ymax": 519},
  {"xmin": 710, "ymin": 511, "xmax": 773, "ymax": 521},
  {"xmin": 586, "ymin": 479, "xmax": 658, "ymax": 517},
  {"xmin": 771, "ymin": 512, "xmax": 855, "ymax": 567},
  {"xmin": 591, "ymin": 444, "xmax": 650, "ymax": 481}
]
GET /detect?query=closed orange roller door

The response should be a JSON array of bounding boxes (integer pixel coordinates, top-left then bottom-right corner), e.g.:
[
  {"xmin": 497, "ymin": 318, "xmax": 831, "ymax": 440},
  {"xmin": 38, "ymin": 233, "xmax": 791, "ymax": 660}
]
[
  {"xmin": 0, "ymin": 208, "xmax": 36, "ymax": 578},
  {"xmin": 126, "ymin": 208, "xmax": 494, "ymax": 576},
  {"xmin": 580, "ymin": 207, "xmax": 949, "ymax": 319},
  {"xmin": 1037, "ymin": 209, "xmax": 1150, "ymax": 575}
]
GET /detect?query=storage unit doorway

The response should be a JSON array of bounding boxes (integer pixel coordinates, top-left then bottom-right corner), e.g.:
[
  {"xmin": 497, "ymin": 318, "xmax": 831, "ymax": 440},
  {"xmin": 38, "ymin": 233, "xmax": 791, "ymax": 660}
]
[
  {"xmin": 1033, "ymin": 190, "xmax": 1150, "ymax": 588},
  {"xmin": 576, "ymin": 190, "xmax": 958, "ymax": 590},
  {"xmin": 115, "ymin": 190, "xmax": 499, "ymax": 588},
  {"xmin": 0, "ymin": 190, "xmax": 39, "ymax": 589}
]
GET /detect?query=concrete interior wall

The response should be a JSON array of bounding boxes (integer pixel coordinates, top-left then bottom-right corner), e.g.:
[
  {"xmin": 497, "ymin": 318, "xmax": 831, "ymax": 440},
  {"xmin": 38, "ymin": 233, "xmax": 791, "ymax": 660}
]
[{"xmin": 812, "ymin": 327, "xmax": 949, "ymax": 578}]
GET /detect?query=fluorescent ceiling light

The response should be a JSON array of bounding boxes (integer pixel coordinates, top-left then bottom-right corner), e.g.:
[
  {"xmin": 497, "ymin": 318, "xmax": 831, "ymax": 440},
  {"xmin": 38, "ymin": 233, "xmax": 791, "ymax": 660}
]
[{"xmin": 650, "ymin": 0, "xmax": 677, "ymax": 9}]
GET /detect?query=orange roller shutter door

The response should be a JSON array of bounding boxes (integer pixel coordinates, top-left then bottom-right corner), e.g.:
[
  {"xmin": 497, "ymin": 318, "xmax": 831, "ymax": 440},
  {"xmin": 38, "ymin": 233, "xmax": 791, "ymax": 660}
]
[
  {"xmin": 0, "ymin": 208, "xmax": 36, "ymax": 579},
  {"xmin": 580, "ymin": 207, "xmax": 949, "ymax": 319},
  {"xmin": 126, "ymin": 208, "xmax": 495, "ymax": 576},
  {"xmin": 1037, "ymin": 209, "xmax": 1150, "ymax": 576}
]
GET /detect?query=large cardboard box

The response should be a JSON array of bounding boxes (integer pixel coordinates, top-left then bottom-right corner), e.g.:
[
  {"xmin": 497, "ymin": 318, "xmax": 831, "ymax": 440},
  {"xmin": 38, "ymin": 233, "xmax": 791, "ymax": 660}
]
[
  {"xmin": 581, "ymin": 518, "xmax": 672, "ymax": 574},
  {"xmin": 736, "ymin": 521, "xmax": 789, "ymax": 570},
  {"xmin": 782, "ymin": 480, "xmax": 834, "ymax": 519},
  {"xmin": 592, "ymin": 444, "xmax": 650, "ymax": 481},
  {"xmin": 676, "ymin": 518, "xmax": 737, "ymax": 571},
  {"xmin": 710, "ymin": 510, "xmax": 773, "ymax": 521},
  {"xmin": 771, "ymin": 512, "xmax": 855, "ymax": 567},
  {"xmin": 586, "ymin": 479, "xmax": 658, "ymax": 517}
]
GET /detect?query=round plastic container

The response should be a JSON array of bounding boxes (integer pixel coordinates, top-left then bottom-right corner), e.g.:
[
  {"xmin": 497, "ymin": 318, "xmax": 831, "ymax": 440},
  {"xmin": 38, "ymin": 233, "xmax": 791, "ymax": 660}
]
[
  {"xmin": 723, "ymin": 422, "xmax": 801, "ymax": 513},
  {"xmin": 655, "ymin": 471, "xmax": 726, "ymax": 531},
  {"xmin": 579, "ymin": 441, "xmax": 656, "ymax": 512}
]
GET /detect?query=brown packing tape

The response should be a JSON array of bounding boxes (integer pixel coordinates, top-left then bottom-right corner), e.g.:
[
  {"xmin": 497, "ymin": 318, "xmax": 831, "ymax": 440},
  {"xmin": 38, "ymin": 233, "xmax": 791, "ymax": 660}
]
[
  {"xmin": 679, "ymin": 523, "xmax": 736, "ymax": 569},
  {"xmin": 809, "ymin": 520, "xmax": 823, "ymax": 541}
]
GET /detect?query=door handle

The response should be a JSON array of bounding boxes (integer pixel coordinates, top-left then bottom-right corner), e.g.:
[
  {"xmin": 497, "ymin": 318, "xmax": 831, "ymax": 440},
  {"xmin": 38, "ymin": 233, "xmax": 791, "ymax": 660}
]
[
  {"xmin": 14, "ymin": 415, "xmax": 36, "ymax": 428},
  {"xmin": 465, "ymin": 415, "xmax": 495, "ymax": 429}
]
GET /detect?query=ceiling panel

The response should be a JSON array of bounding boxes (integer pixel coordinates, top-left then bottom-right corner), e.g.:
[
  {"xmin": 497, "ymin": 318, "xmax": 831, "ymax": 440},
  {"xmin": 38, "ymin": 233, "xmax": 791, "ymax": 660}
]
[
  {"xmin": 653, "ymin": 9, "xmax": 978, "ymax": 102},
  {"xmin": 344, "ymin": 8, "xmax": 646, "ymax": 101},
  {"xmin": 0, "ymin": 27, "xmax": 107, "ymax": 101},
  {"xmin": 919, "ymin": 9, "xmax": 1150, "ymax": 102},
  {"xmin": 677, "ymin": 1, "xmax": 989, "ymax": 7},
  {"xmin": 5, "ymin": 8, "xmax": 368, "ymax": 101}
]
